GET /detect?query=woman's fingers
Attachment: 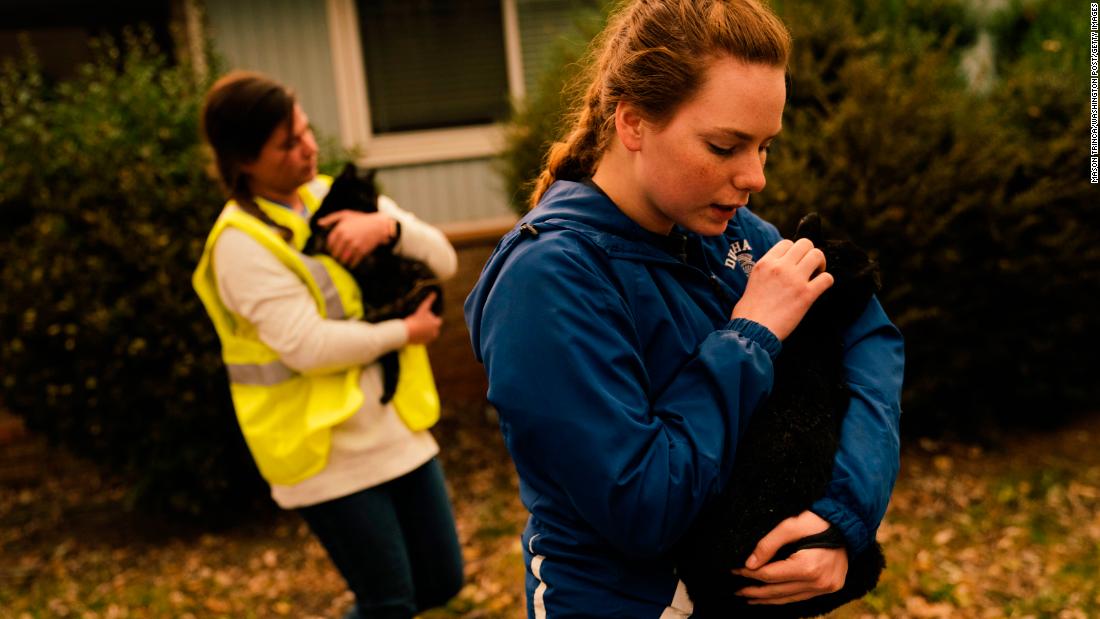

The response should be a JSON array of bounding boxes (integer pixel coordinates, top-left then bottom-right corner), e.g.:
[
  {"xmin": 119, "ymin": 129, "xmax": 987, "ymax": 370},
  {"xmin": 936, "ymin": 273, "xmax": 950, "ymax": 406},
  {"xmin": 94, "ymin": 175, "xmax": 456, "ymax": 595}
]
[
  {"xmin": 730, "ymin": 237, "xmax": 833, "ymax": 340},
  {"xmin": 404, "ymin": 292, "xmax": 443, "ymax": 344},
  {"xmin": 757, "ymin": 236, "xmax": 812, "ymax": 264},
  {"xmin": 780, "ymin": 237, "xmax": 815, "ymax": 264},
  {"xmin": 779, "ymin": 238, "xmax": 827, "ymax": 278},
  {"xmin": 800, "ymin": 247, "xmax": 828, "ymax": 278},
  {"xmin": 327, "ymin": 224, "xmax": 361, "ymax": 266},
  {"xmin": 416, "ymin": 292, "xmax": 439, "ymax": 315},
  {"xmin": 729, "ymin": 512, "xmax": 848, "ymax": 604},
  {"xmin": 757, "ymin": 238, "xmax": 826, "ymax": 278},
  {"xmin": 808, "ymin": 270, "xmax": 835, "ymax": 296},
  {"xmin": 744, "ymin": 512, "xmax": 827, "ymax": 568},
  {"xmin": 320, "ymin": 211, "xmax": 395, "ymax": 267},
  {"xmin": 733, "ymin": 546, "xmax": 848, "ymax": 603},
  {"xmin": 760, "ymin": 238, "xmax": 794, "ymax": 261},
  {"xmin": 316, "ymin": 210, "xmax": 347, "ymax": 228}
]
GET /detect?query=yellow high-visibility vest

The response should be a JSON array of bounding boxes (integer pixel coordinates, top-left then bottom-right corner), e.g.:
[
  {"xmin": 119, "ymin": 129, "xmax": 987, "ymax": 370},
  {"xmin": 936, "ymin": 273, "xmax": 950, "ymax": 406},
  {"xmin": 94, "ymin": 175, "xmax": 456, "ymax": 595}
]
[{"xmin": 192, "ymin": 175, "xmax": 439, "ymax": 485}]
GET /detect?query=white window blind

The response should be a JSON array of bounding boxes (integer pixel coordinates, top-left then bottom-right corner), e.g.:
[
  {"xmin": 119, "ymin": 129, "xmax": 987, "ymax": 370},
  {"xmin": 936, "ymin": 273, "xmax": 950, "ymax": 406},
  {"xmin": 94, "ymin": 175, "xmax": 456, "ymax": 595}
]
[{"xmin": 356, "ymin": 0, "xmax": 511, "ymax": 134}]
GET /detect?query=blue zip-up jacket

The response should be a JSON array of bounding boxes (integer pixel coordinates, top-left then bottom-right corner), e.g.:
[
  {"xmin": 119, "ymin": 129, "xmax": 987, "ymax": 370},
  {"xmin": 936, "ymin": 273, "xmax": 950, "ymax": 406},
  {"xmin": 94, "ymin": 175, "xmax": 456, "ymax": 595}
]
[{"xmin": 464, "ymin": 181, "xmax": 904, "ymax": 618}]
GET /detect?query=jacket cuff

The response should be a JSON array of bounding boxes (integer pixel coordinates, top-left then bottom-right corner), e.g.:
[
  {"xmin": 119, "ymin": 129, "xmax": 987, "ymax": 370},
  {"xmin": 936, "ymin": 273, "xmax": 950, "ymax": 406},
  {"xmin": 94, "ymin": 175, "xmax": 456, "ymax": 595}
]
[
  {"xmin": 811, "ymin": 496, "xmax": 873, "ymax": 555},
  {"xmin": 727, "ymin": 318, "xmax": 782, "ymax": 360}
]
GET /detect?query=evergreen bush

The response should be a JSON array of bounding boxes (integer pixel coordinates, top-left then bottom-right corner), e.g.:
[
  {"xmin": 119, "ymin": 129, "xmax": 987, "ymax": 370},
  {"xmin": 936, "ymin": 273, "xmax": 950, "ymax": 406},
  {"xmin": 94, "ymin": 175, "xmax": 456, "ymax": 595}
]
[
  {"xmin": 500, "ymin": 0, "xmax": 1099, "ymax": 438},
  {"xmin": 0, "ymin": 32, "xmax": 271, "ymax": 522},
  {"xmin": 765, "ymin": 0, "xmax": 1097, "ymax": 437}
]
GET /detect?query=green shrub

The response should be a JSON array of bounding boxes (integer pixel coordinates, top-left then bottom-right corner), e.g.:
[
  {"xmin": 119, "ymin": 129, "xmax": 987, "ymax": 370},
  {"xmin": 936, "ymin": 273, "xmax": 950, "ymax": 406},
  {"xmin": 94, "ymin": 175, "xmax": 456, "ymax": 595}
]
[
  {"xmin": 500, "ymin": 0, "xmax": 1098, "ymax": 438},
  {"xmin": 986, "ymin": 0, "xmax": 1089, "ymax": 75},
  {"xmin": 763, "ymin": 0, "xmax": 1097, "ymax": 437},
  {"xmin": 0, "ymin": 32, "xmax": 271, "ymax": 523}
]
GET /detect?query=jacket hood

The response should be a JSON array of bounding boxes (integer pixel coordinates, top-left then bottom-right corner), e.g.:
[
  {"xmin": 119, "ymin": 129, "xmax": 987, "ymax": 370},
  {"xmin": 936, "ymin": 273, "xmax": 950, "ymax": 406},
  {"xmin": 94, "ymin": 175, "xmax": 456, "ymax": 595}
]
[
  {"xmin": 519, "ymin": 180, "xmax": 682, "ymax": 256},
  {"xmin": 464, "ymin": 180, "xmax": 676, "ymax": 363}
]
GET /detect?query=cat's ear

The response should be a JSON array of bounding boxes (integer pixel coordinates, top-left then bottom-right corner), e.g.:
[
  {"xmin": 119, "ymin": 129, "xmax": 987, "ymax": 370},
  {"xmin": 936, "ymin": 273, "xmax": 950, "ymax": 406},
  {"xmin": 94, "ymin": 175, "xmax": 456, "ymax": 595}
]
[
  {"xmin": 794, "ymin": 212, "xmax": 824, "ymax": 246},
  {"xmin": 340, "ymin": 162, "xmax": 357, "ymax": 179}
]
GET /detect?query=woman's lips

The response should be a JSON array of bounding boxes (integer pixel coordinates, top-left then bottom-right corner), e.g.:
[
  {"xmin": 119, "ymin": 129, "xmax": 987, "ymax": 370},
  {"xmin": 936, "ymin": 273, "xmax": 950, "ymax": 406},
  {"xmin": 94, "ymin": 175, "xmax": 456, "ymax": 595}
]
[{"xmin": 711, "ymin": 203, "xmax": 744, "ymax": 214}]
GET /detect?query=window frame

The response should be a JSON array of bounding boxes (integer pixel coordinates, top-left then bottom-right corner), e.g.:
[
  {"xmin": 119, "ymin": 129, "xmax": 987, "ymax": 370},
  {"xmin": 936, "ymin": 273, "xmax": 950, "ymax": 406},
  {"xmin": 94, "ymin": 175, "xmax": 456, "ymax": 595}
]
[{"xmin": 325, "ymin": 0, "xmax": 525, "ymax": 168}]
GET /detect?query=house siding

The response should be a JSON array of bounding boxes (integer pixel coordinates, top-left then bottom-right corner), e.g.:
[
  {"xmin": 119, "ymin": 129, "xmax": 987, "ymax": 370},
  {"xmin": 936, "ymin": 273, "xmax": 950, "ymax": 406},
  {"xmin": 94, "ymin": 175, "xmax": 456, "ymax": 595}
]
[
  {"xmin": 376, "ymin": 158, "xmax": 510, "ymax": 224},
  {"xmin": 204, "ymin": 0, "xmax": 342, "ymax": 146}
]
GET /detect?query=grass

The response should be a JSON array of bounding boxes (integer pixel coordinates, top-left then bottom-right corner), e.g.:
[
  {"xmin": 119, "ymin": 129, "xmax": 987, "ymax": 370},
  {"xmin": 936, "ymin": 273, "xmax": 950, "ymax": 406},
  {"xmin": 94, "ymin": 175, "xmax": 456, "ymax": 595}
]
[{"xmin": 2, "ymin": 410, "xmax": 1100, "ymax": 618}]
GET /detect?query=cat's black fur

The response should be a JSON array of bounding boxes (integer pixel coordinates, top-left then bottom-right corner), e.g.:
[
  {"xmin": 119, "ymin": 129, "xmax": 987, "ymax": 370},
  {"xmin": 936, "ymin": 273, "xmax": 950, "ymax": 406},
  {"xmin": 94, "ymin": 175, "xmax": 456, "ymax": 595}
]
[
  {"xmin": 307, "ymin": 163, "xmax": 443, "ymax": 403},
  {"xmin": 674, "ymin": 213, "xmax": 886, "ymax": 618}
]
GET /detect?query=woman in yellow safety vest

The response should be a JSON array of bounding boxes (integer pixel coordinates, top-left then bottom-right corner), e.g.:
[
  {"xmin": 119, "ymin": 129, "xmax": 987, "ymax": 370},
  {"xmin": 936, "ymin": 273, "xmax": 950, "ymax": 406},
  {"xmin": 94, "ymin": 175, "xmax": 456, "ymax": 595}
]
[{"xmin": 193, "ymin": 71, "xmax": 463, "ymax": 619}]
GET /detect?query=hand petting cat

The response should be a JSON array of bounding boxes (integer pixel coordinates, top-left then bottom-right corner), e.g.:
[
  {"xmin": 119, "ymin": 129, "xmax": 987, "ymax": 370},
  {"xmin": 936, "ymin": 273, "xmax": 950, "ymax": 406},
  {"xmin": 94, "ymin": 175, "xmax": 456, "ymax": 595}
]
[{"xmin": 317, "ymin": 210, "xmax": 397, "ymax": 267}]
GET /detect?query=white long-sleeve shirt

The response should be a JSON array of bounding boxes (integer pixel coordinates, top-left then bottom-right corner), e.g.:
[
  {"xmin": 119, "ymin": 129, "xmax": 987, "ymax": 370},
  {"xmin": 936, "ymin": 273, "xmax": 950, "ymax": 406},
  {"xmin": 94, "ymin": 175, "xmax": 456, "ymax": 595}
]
[{"xmin": 212, "ymin": 195, "xmax": 457, "ymax": 508}]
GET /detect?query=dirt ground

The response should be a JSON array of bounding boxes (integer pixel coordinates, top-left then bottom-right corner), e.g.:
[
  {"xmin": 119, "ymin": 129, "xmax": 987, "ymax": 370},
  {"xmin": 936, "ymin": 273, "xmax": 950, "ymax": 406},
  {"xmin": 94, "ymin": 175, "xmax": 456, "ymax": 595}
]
[
  {"xmin": 0, "ymin": 407, "xmax": 525, "ymax": 619},
  {"xmin": 2, "ymin": 409, "xmax": 1099, "ymax": 618}
]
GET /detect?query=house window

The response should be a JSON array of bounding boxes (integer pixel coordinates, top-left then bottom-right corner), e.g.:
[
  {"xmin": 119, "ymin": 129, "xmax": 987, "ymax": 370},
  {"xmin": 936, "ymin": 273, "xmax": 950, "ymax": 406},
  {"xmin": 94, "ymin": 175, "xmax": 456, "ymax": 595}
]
[
  {"xmin": 356, "ymin": 0, "xmax": 511, "ymax": 134},
  {"xmin": 327, "ymin": 0, "xmax": 523, "ymax": 167}
]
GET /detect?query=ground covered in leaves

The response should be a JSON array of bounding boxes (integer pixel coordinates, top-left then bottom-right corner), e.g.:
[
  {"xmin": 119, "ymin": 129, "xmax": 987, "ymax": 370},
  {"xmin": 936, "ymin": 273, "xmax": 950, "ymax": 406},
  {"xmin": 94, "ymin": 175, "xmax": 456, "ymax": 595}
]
[{"xmin": 2, "ymin": 409, "xmax": 1099, "ymax": 618}]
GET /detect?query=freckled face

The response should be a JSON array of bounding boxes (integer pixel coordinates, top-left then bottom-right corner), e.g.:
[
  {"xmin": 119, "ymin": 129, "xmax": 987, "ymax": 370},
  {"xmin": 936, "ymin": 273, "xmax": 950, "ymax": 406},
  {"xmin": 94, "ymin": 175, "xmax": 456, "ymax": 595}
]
[
  {"xmin": 243, "ymin": 103, "xmax": 319, "ymax": 201},
  {"xmin": 633, "ymin": 57, "xmax": 786, "ymax": 236}
]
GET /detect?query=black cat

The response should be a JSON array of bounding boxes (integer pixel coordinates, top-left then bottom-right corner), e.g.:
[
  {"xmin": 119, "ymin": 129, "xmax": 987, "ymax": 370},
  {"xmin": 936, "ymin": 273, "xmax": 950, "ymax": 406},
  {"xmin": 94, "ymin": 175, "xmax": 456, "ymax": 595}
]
[
  {"xmin": 674, "ymin": 213, "xmax": 886, "ymax": 618},
  {"xmin": 307, "ymin": 162, "xmax": 444, "ymax": 403}
]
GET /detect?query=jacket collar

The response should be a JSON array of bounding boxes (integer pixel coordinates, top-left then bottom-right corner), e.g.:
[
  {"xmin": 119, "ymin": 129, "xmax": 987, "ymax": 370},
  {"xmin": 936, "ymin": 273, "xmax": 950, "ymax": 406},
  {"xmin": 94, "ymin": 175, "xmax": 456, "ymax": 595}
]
[{"xmin": 523, "ymin": 180, "xmax": 705, "ymax": 263}]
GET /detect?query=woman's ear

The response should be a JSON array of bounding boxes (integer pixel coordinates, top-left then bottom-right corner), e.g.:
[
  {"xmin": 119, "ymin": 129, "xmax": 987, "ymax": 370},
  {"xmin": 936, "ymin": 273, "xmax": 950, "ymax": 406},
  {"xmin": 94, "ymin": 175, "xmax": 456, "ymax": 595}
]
[{"xmin": 614, "ymin": 101, "xmax": 645, "ymax": 152}]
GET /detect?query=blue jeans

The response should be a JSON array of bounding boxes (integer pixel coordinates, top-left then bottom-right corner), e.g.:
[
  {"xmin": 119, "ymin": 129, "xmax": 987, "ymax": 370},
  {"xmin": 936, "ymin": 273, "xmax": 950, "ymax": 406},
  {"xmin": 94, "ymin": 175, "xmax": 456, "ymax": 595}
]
[{"xmin": 299, "ymin": 458, "xmax": 464, "ymax": 619}]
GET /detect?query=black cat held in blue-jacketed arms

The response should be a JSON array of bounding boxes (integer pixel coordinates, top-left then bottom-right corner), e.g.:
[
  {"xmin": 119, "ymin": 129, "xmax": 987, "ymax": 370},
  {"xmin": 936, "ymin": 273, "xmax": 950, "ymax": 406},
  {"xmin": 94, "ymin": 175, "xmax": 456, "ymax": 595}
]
[
  {"xmin": 674, "ymin": 213, "xmax": 887, "ymax": 618},
  {"xmin": 306, "ymin": 163, "xmax": 444, "ymax": 403}
]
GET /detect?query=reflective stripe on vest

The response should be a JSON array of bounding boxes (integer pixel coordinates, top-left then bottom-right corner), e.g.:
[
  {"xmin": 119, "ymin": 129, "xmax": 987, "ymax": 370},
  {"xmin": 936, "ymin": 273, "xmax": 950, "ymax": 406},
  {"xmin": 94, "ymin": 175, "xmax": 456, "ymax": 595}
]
[
  {"xmin": 301, "ymin": 252, "xmax": 346, "ymax": 320},
  {"xmin": 225, "ymin": 360, "xmax": 295, "ymax": 385},
  {"xmin": 221, "ymin": 252, "xmax": 346, "ymax": 385},
  {"xmin": 301, "ymin": 177, "xmax": 331, "ymax": 211}
]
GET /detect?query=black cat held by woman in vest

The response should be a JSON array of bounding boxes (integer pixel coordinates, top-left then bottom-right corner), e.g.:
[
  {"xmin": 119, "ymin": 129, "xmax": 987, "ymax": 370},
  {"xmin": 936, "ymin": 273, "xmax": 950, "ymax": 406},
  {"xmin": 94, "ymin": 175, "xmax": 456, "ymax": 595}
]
[{"xmin": 307, "ymin": 162, "xmax": 444, "ymax": 403}]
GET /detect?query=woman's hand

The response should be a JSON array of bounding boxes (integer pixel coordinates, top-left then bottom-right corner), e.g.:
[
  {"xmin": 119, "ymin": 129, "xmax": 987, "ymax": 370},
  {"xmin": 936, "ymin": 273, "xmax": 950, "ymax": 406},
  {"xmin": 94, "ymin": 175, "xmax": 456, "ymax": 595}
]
[
  {"xmin": 731, "ymin": 238, "xmax": 833, "ymax": 341},
  {"xmin": 403, "ymin": 293, "xmax": 442, "ymax": 345},
  {"xmin": 731, "ymin": 511, "xmax": 848, "ymax": 605},
  {"xmin": 317, "ymin": 210, "xmax": 396, "ymax": 267}
]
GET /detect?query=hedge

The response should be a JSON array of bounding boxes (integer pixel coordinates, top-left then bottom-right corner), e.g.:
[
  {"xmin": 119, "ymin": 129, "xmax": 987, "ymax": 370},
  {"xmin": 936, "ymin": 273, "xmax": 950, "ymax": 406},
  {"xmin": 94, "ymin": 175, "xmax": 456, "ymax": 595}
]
[{"xmin": 0, "ymin": 32, "xmax": 270, "ymax": 523}]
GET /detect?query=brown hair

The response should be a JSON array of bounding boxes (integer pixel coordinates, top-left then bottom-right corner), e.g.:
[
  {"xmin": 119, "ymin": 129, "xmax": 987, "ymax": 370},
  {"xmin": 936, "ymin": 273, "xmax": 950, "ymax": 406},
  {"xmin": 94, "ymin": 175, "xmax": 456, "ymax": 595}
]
[
  {"xmin": 201, "ymin": 70, "xmax": 295, "ymax": 239},
  {"xmin": 530, "ymin": 0, "xmax": 791, "ymax": 208}
]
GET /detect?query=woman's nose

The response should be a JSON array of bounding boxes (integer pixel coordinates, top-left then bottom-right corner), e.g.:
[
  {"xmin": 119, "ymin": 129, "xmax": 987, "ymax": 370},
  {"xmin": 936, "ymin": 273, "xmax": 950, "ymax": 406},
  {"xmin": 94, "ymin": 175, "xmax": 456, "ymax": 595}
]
[
  {"xmin": 303, "ymin": 131, "xmax": 319, "ymax": 156},
  {"xmin": 732, "ymin": 154, "xmax": 766, "ymax": 193}
]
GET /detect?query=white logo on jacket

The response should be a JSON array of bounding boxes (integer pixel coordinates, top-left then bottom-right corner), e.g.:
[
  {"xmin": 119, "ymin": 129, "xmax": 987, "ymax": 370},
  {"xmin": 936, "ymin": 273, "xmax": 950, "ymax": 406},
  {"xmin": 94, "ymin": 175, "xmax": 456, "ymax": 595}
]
[{"xmin": 724, "ymin": 239, "xmax": 755, "ymax": 275}]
